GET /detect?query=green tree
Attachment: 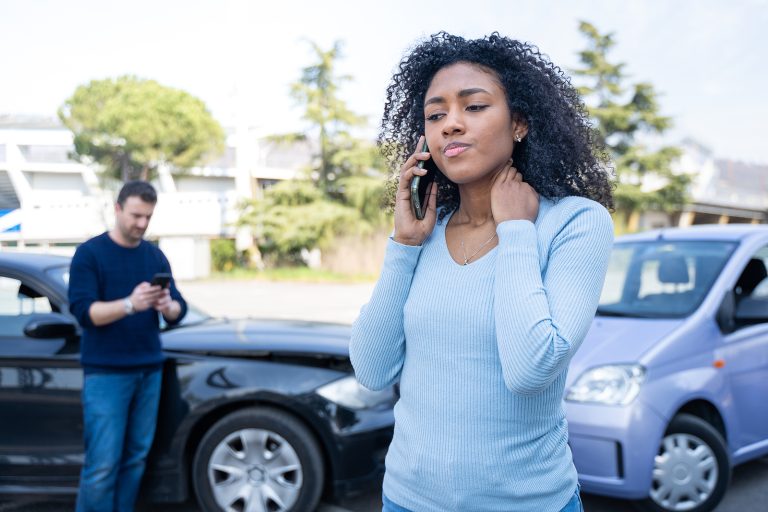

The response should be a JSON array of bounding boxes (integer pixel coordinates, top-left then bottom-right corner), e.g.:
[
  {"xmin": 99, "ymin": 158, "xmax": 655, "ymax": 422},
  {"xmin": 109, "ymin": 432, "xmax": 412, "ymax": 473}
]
[
  {"xmin": 572, "ymin": 22, "xmax": 687, "ymax": 227},
  {"xmin": 239, "ymin": 41, "xmax": 391, "ymax": 267},
  {"xmin": 277, "ymin": 41, "xmax": 384, "ymax": 196},
  {"xmin": 59, "ymin": 76, "xmax": 225, "ymax": 182}
]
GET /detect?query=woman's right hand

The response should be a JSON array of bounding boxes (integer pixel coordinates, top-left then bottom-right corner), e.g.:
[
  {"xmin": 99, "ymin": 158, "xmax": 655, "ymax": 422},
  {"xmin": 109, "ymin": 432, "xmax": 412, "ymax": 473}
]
[{"xmin": 393, "ymin": 135, "xmax": 438, "ymax": 246}]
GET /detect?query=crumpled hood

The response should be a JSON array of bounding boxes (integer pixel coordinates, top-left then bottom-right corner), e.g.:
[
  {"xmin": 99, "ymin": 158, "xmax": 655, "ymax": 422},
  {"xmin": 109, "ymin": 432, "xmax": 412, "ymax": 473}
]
[
  {"xmin": 567, "ymin": 316, "xmax": 684, "ymax": 385},
  {"xmin": 161, "ymin": 318, "xmax": 352, "ymax": 357}
]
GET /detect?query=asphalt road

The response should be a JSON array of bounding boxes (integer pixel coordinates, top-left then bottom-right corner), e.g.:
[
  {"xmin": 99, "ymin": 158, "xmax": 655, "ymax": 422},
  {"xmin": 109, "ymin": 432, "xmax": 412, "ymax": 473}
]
[
  {"xmin": 2, "ymin": 279, "xmax": 766, "ymax": 511},
  {"xmin": 2, "ymin": 455, "xmax": 767, "ymax": 511},
  {"xmin": 177, "ymin": 278, "xmax": 376, "ymax": 325}
]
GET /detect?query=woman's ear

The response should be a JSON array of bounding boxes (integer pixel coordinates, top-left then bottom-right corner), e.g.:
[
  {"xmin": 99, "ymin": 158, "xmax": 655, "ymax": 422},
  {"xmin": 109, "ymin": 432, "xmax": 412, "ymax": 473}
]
[{"xmin": 512, "ymin": 119, "xmax": 529, "ymax": 142}]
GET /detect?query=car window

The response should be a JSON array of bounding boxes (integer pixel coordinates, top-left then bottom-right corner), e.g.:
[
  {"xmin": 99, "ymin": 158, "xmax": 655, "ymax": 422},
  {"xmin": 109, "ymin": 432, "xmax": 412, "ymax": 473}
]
[
  {"xmin": 44, "ymin": 265, "xmax": 70, "ymax": 290},
  {"xmin": 735, "ymin": 246, "xmax": 768, "ymax": 301},
  {"xmin": 598, "ymin": 241, "xmax": 736, "ymax": 318},
  {"xmin": 753, "ymin": 279, "xmax": 768, "ymax": 299},
  {"xmin": 0, "ymin": 276, "xmax": 53, "ymax": 337},
  {"xmin": 0, "ymin": 275, "xmax": 69, "ymax": 357}
]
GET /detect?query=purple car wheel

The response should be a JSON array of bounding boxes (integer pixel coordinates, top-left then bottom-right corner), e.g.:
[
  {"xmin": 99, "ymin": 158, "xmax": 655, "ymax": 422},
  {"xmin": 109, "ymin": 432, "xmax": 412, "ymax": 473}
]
[{"xmin": 640, "ymin": 414, "xmax": 730, "ymax": 512}]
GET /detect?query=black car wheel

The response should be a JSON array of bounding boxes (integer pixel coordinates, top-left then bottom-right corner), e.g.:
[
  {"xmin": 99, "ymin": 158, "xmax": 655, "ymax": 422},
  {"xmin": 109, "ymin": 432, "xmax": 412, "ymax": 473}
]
[
  {"xmin": 636, "ymin": 413, "xmax": 731, "ymax": 512},
  {"xmin": 192, "ymin": 406, "xmax": 324, "ymax": 512}
]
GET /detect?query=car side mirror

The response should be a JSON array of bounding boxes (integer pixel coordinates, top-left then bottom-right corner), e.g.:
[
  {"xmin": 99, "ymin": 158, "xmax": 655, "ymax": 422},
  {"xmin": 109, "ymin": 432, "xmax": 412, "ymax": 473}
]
[
  {"xmin": 23, "ymin": 313, "xmax": 79, "ymax": 339},
  {"xmin": 734, "ymin": 297, "xmax": 768, "ymax": 324},
  {"xmin": 716, "ymin": 291, "xmax": 735, "ymax": 333}
]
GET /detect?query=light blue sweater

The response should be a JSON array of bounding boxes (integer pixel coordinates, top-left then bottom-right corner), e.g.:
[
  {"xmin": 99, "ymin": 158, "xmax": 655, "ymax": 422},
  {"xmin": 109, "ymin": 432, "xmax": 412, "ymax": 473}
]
[{"xmin": 350, "ymin": 196, "xmax": 613, "ymax": 512}]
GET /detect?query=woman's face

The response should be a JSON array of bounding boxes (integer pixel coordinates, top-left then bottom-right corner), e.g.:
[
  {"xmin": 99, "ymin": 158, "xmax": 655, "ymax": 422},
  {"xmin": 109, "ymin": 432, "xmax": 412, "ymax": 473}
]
[{"xmin": 423, "ymin": 62, "xmax": 525, "ymax": 185}]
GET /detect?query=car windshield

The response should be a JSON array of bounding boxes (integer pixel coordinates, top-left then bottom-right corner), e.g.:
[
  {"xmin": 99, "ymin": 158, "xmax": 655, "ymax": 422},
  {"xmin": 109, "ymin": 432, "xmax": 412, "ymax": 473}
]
[
  {"xmin": 597, "ymin": 240, "xmax": 737, "ymax": 318},
  {"xmin": 175, "ymin": 304, "xmax": 212, "ymax": 326}
]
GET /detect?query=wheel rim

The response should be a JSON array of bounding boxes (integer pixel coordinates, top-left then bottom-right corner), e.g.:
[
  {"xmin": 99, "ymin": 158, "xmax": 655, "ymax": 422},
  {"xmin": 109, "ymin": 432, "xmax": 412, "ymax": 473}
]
[
  {"xmin": 207, "ymin": 428, "xmax": 303, "ymax": 512},
  {"xmin": 650, "ymin": 432, "xmax": 719, "ymax": 511}
]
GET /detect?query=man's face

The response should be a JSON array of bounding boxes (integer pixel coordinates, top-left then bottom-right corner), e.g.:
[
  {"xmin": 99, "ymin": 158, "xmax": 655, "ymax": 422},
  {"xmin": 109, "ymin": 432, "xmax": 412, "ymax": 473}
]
[{"xmin": 114, "ymin": 196, "xmax": 155, "ymax": 245}]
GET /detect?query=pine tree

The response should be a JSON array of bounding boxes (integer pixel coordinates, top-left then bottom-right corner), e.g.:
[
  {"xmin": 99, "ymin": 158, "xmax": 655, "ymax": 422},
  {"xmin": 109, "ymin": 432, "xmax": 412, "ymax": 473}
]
[
  {"xmin": 573, "ymin": 21, "xmax": 688, "ymax": 230},
  {"xmin": 240, "ymin": 41, "xmax": 390, "ymax": 266},
  {"xmin": 284, "ymin": 41, "xmax": 375, "ymax": 196}
]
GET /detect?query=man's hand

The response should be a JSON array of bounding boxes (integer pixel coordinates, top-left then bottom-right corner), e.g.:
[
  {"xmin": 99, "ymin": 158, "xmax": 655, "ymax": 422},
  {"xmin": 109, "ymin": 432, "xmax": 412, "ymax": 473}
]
[
  {"xmin": 128, "ymin": 282, "xmax": 165, "ymax": 313},
  {"xmin": 154, "ymin": 288, "xmax": 181, "ymax": 321},
  {"xmin": 88, "ymin": 281, "xmax": 167, "ymax": 326}
]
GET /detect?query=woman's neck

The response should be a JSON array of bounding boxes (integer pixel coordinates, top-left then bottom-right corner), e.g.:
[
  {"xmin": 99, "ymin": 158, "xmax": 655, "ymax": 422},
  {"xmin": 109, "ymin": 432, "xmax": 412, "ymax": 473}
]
[{"xmin": 456, "ymin": 181, "xmax": 494, "ymax": 226}]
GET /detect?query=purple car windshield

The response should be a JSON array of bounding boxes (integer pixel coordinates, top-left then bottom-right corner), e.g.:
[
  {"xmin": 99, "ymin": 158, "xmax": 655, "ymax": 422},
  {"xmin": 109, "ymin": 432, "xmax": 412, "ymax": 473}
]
[{"xmin": 597, "ymin": 240, "xmax": 737, "ymax": 318}]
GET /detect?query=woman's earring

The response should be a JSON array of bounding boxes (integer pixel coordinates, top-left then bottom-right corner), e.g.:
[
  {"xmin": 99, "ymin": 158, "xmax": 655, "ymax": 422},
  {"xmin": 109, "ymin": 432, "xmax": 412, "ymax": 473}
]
[{"xmin": 514, "ymin": 134, "xmax": 523, "ymax": 143}]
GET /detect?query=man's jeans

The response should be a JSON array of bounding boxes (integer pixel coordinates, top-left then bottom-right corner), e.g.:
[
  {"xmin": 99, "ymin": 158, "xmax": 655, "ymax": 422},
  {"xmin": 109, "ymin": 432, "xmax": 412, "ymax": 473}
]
[
  {"xmin": 382, "ymin": 485, "xmax": 584, "ymax": 512},
  {"xmin": 76, "ymin": 368, "xmax": 162, "ymax": 512}
]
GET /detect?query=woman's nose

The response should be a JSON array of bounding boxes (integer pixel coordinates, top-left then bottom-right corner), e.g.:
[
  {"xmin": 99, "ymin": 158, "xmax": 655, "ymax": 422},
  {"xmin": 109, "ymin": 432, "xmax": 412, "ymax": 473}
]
[{"xmin": 441, "ymin": 110, "xmax": 465, "ymax": 136}]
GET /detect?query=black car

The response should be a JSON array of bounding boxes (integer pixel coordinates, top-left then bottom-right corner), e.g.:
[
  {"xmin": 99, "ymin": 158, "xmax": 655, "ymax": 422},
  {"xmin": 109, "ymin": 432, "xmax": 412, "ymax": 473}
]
[{"xmin": 0, "ymin": 252, "xmax": 394, "ymax": 512}]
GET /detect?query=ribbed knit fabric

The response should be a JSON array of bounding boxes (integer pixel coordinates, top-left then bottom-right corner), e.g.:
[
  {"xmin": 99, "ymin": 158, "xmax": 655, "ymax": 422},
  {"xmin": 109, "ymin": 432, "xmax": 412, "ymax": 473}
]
[{"xmin": 350, "ymin": 196, "xmax": 613, "ymax": 512}]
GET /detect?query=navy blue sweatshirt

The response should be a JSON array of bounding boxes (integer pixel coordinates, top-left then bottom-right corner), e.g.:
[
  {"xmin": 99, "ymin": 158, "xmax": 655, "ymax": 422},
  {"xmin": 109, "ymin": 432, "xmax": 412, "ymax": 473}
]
[{"xmin": 68, "ymin": 232, "xmax": 187, "ymax": 370}]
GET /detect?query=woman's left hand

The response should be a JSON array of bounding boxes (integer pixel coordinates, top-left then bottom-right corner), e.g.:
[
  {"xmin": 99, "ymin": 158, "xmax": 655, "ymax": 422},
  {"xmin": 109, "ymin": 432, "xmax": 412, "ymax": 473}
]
[{"xmin": 491, "ymin": 160, "xmax": 539, "ymax": 225}]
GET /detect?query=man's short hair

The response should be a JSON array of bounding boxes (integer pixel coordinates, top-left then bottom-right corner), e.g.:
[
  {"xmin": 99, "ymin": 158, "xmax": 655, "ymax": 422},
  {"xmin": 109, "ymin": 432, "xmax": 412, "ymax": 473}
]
[{"xmin": 117, "ymin": 181, "xmax": 157, "ymax": 207}]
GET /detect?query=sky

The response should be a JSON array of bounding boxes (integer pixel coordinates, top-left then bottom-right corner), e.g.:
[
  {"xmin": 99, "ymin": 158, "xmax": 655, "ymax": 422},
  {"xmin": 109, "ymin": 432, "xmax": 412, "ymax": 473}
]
[{"xmin": 2, "ymin": 0, "xmax": 767, "ymax": 163}]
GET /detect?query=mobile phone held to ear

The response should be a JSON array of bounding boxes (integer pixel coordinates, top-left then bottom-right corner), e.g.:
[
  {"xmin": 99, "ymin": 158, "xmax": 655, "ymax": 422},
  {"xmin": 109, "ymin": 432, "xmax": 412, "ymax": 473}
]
[
  {"xmin": 150, "ymin": 273, "xmax": 172, "ymax": 289},
  {"xmin": 410, "ymin": 139, "xmax": 437, "ymax": 220}
]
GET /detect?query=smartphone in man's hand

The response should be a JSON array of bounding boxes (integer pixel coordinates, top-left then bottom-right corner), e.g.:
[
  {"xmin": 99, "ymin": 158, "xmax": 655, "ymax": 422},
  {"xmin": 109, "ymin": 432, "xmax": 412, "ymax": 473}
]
[{"xmin": 150, "ymin": 273, "xmax": 172, "ymax": 289}]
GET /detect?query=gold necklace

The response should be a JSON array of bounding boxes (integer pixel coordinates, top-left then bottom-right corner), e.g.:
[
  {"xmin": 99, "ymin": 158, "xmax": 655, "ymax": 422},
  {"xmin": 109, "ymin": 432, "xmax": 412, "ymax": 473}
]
[{"xmin": 460, "ymin": 231, "xmax": 498, "ymax": 265}]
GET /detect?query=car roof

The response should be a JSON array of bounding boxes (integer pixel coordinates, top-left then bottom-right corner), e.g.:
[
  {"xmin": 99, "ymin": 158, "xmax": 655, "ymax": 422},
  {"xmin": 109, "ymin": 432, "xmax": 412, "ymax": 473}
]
[
  {"xmin": 617, "ymin": 223, "xmax": 768, "ymax": 243},
  {"xmin": 0, "ymin": 251, "xmax": 72, "ymax": 273}
]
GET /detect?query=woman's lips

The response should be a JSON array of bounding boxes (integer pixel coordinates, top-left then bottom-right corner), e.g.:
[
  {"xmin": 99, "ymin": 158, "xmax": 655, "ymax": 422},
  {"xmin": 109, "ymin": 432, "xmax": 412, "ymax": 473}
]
[{"xmin": 444, "ymin": 143, "xmax": 470, "ymax": 157}]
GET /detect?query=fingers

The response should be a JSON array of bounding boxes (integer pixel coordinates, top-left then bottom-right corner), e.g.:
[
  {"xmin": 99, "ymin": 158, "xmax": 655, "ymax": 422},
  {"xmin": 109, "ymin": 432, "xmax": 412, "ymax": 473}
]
[
  {"xmin": 424, "ymin": 181, "xmax": 438, "ymax": 221},
  {"xmin": 398, "ymin": 135, "xmax": 430, "ymax": 192},
  {"xmin": 493, "ymin": 159, "xmax": 518, "ymax": 186},
  {"xmin": 506, "ymin": 159, "xmax": 520, "ymax": 180},
  {"xmin": 132, "ymin": 283, "xmax": 166, "ymax": 308},
  {"xmin": 154, "ymin": 292, "xmax": 172, "ymax": 311}
]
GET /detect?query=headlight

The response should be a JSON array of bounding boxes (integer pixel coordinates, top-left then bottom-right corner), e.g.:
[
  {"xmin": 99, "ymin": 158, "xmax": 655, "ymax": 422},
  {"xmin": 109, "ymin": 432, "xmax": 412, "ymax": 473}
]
[
  {"xmin": 316, "ymin": 375, "xmax": 394, "ymax": 410},
  {"xmin": 566, "ymin": 364, "xmax": 645, "ymax": 405}
]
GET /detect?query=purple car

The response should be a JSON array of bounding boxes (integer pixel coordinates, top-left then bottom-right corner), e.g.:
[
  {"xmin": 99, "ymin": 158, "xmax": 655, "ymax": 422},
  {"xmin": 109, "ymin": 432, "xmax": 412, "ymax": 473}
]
[{"xmin": 565, "ymin": 224, "xmax": 768, "ymax": 512}]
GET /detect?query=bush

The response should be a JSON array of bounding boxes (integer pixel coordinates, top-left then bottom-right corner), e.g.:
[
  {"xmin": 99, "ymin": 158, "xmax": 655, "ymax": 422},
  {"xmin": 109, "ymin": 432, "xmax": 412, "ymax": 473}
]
[
  {"xmin": 210, "ymin": 238, "xmax": 239, "ymax": 272},
  {"xmin": 238, "ymin": 180, "xmax": 367, "ymax": 267}
]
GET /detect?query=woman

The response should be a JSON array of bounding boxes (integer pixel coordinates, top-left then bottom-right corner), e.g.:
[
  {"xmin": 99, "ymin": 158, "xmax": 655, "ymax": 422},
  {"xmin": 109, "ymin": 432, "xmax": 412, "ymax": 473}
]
[{"xmin": 350, "ymin": 32, "xmax": 614, "ymax": 512}]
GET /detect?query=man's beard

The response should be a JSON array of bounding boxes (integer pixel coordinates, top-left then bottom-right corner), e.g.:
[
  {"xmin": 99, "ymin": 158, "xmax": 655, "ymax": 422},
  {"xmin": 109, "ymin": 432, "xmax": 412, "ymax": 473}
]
[{"xmin": 121, "ymin": 225, "xmax": 145, "ymax": 244}]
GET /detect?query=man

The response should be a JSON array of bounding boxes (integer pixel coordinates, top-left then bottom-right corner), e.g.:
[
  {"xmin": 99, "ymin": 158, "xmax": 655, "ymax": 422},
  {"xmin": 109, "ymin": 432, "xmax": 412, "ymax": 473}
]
[{"xmin": 69, "ymin": 181, "xmax": 186, "ymax": 512}]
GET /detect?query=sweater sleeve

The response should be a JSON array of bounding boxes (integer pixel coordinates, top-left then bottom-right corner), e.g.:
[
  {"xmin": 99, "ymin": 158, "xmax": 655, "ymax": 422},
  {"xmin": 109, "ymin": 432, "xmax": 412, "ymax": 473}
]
[
  {"xmin": 159, "ymin": 251, "xmax": 188, "ymax": 325},
  {"xmin": 494, "ymin": 200, "xmax": 613, "ymax": 395},
  {"xmin": 349, "ymin": 238, "xmax": 422, "ymax": 391},
  {"xmin": 68, "ymin": 244, "xmax": 99, "ymax": 328}
]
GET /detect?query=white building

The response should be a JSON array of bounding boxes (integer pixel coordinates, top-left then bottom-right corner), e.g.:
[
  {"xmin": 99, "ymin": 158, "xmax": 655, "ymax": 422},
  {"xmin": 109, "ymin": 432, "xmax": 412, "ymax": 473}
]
[
  {"xmin": 0, "ymin": 115, "xmax": 311, "ymax": 278},
  {"xmin": 631, "ymin": 141, "xmax": 767, "ymax": 231}
]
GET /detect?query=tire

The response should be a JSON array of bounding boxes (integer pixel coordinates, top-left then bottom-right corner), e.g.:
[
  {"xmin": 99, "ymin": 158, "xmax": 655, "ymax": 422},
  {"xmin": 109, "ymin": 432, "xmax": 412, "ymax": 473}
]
[
  {"xmin": 635, "ymin": 413, "xmax": 731, "ymax": 512},
  {"xmin": 192, "ymin": 407, "xmax": 324, "ymax": 512}
]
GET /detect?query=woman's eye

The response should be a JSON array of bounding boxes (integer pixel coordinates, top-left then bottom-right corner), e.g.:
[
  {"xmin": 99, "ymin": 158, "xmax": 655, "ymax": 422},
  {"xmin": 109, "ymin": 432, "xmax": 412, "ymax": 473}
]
[
  {"xmin": 425, "ymin": 112, "xmax": 444, "ymax": 122},
  {"xmin": 467, "ymin": 104, "xmax": 489, "ymax": 112}
]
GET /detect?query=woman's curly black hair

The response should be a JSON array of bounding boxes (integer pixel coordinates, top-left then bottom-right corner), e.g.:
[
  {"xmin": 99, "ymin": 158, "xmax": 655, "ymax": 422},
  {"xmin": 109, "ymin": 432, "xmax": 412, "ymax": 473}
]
[{"xmin": 380, "ymin": 32, "xmax": 614, "ymax": 217}]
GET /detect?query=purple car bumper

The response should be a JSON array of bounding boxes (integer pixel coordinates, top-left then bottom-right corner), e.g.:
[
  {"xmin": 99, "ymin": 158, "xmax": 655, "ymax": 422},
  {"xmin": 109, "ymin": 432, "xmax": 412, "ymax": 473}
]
[{"xmin": 566, "ymin": 398, "xmax": 668, "ymax": 499}]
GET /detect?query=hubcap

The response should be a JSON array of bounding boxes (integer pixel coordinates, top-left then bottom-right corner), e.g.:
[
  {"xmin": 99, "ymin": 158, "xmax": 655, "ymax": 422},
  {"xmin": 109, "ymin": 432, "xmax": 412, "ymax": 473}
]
[
  {"xmin": 650, "ymin": 432, "xmax": 718, "ymax": 511},
  {"xmin": 248, "ymin": 465, "xmax": 267, "ymax": 484},
  {"xmin": 207, "ymin": 428, "xmax": 303, "ymax": 512}
]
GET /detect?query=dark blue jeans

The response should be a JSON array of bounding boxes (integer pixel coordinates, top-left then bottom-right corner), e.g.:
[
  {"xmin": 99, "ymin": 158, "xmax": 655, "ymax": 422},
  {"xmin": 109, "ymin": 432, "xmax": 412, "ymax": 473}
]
[
  {"xmin": 382, "ymin": 486, "xmax": 584, "ymax": 512},
  {"xmin": 76, "ymin": 368, "xmax": 162, "ymax": 512}
]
